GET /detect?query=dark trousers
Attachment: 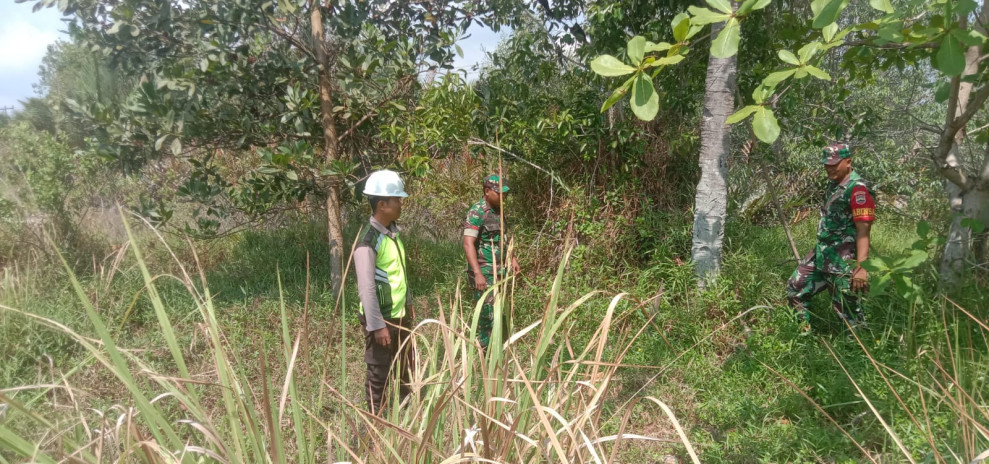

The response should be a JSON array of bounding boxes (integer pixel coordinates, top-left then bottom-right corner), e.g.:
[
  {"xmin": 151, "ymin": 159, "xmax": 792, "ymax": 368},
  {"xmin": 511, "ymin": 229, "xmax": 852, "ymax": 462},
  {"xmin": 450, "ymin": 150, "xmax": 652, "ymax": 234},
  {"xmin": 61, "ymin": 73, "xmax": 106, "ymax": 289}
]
[
  {"xmin": 466, "ymin": 269, "xmax": 508, "ymax": 349},
  {"xmin": 358, "ymin": 314, "xmax": 414, "ymax": 415},
  {"xmin": 785, "ymin": 252, "xmax": 862, "ymax": 323}
]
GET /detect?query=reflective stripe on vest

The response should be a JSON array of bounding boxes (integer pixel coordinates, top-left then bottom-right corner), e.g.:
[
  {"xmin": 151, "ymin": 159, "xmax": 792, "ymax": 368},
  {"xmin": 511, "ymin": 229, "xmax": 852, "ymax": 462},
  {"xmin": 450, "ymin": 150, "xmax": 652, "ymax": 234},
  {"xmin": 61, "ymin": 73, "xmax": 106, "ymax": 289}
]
[{"xmin": 358, "ymin": 227, "xmax": 407, "ymax": 320}]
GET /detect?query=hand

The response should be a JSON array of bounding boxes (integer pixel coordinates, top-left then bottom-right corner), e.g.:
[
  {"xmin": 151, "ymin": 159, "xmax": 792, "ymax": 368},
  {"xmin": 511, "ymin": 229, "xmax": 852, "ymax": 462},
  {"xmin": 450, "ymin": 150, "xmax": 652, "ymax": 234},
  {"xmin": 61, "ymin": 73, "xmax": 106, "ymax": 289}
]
[
  {"xmin": 851, "ymin": 266, "xmax": 869, "ymax": 293},
  {"xmin": 373, "ymin": 327, "xmax": 392, "ymax": 347},
  {"xmin": 511, "ymin": 257, "xmax": 521, "ymax": 275},
  {"xmin": 474, "ymin": 271, "xmax": 488, "ymax": 291}
]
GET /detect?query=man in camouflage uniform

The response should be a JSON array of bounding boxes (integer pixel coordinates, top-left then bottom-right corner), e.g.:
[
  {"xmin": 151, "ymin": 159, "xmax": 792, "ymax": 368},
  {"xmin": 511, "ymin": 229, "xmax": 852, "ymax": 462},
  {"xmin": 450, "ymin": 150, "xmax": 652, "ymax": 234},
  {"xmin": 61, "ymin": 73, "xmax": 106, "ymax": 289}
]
[
  {"xmin": 786, "ymin": 143, "xmax": 875, "ymax": 331},
  {"xmin": 463, "ymin": 174, "xmax": 520, "ymax": 348}
]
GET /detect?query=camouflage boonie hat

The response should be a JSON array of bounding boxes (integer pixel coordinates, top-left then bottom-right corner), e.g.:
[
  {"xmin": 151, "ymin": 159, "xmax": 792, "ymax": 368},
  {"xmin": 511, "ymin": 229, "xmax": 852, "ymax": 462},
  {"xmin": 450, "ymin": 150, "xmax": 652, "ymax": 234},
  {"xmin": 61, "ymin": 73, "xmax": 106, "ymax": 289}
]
[
  {"xmin": 483, "ymin": 174, "xmax": 509, "ymax": 192},
  {"xmin": 822, "ymin": 143, "xmax": 851, "ymax": 165}
]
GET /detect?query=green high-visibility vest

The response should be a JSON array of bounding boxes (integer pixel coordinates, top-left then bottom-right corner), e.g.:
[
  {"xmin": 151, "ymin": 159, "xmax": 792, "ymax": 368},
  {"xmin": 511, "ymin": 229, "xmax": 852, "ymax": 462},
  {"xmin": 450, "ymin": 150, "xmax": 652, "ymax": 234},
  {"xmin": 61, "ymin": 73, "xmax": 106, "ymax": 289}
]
[{"xmin": 358, "ymin": 225, "xmax": 408, "ymax": 319}]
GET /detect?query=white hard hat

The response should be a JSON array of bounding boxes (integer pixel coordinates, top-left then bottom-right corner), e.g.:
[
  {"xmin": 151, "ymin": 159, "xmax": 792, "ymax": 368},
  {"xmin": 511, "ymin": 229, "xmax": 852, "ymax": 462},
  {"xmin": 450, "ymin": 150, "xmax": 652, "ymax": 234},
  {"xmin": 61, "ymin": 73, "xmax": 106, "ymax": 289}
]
[{"xmin": 363, "ymin": 170, "xmax": 408, "ymax": 198}]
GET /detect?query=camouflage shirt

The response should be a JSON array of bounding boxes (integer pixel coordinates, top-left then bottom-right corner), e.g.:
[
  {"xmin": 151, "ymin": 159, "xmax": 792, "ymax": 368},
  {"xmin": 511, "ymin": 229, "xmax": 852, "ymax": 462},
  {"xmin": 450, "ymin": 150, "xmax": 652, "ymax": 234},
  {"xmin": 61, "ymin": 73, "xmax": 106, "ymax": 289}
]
[
  {"xmin": 815, "ymin": 170, "xmax": 876, "ymax": 274},
  {"xmin": 463, "ymin": 199, "xmax": 507, "ymax": 274}
]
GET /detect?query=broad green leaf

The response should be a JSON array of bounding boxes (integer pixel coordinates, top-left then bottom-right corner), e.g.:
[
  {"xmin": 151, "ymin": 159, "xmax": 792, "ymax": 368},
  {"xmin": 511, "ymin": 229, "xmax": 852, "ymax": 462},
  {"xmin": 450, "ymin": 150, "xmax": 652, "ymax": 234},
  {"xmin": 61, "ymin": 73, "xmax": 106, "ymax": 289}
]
[
  {"xmin": 896, "ymin": 250, "xmax": 928, "ymax": 269},
  {"xmin": 672, "ymin": 13, "xmax": 690, "ymax": 42},
  {"xmin": 628, "ymin": 36, "xmax": 646, "ymax": 65},
  {"xmin": 812, "ymin": 0, "xmax": 849, "ymax": 29},
  {"xmin": 688, "ymin": 6, "xmax": 732, "ymax": 26},
  {"xmin": 170, "ymin": 137, "xmax": 182, "ymax": 155},
  {"xmin": 762, "ymin": 69, "xmax": 796, "ymax": 88},
  {"xmin": 645, "ymin": 42, "xmax": 673, "ymax": 53},
  {"xmin": 686, "ymin": 24, "xmax": 705, "ymax": 40},
  {"xmin": 631, "ymin": 73, "xmax": 659, "ymax": 120},
  {"xmin": 753, "ymin": 107, "xmax": 781, "ymax": 143},
  {"xmin": 869, "ymin": 274, "xmax": 892, "ymax": 297},
  {"xmin": 916, "ymin": 220, "xmax": 930, "ymax": 238},
  {"xmin": 706, "ymin": 0, "xmax": 733, "ymax": 14},
  {"xmin": 711, "ymin": 18, "xmax": 740, "ymax": 58},
  {"xmin": 797, "ymin": 42, "xmax": 821, "ymax": 62},
  {"xmin": 829, "ymin": 27, "xmax": 853, "ymax": 45},
  {"xmin": 897, "ymin": 275, "xmax": 916, "ymax": 297},
  {"xmin": 804, "ymin": 65, "xmax": 831, "ymax": 81},
  {"xmin": 778, "ymin": 50, "xmax": 800, "ymax": 65},
  {"xmin": 935, "ymin": 35, "xmax": 965, "ymax": 76},
  {"xmin": 648, "ymin": 54, "xmax": 686, "ymax": 66},
  {"xmin": 950, "ymin": 28, "xmax": 986, "ymax": 47},
  {"xmin": 823, "ymin": 23, "xmax": 839, "ymax": 42},
  {"xmin": 154, "ymin": 134, "xmax": 169, "ymax": 151},
  {"xmin": 794, "ymin": 67, "xmax": 809, "ymax": 78},
  {"xmin": 278, "ymin": 0, "xmax": 297, "ymax": 14},
  {"xmin": 726, "ymin": 105, "xmax": 760, "ymax": 124},
  {"xmin": 961, "ymin": 217, "xmax": 987, "ymax": 234},
  {"xmin": 752, "ymin": 85, "xmax": 773, "ymax": 104},
  {"xmin": 738, "ymin": 0, "xmax": 772, "ymax": 15},
  {"xmin": 868, "ymin": 0, "xmax": 894, "ymax": 13},
  {"xmin": 860, "ymin": 256, "xmax": 888, "ymax": 272},
  {"xmin": 956, "ymin": 0, "xmax": 978, "ymax": 16},
  {"xmin": 455, "ymin": 44, "xmax": 464, "ymax": 58},
  {"xmin": 601, "ymin": 76, "xmax": 635, "ymax": 112},
  {"xmin": 591, "ymin": 55, "xmax": 636, "ymax": 77},
  {"xmin": 878, "ymin": 21, "xmax": 904, "ymax": 42}
]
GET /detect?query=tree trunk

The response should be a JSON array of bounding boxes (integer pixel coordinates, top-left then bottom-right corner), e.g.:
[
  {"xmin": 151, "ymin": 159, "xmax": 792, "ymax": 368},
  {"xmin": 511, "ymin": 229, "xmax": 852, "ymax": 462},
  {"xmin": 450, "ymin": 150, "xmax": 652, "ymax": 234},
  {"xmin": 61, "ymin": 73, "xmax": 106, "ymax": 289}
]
[
  {"xmin": 976, "ymin": 147, "xmax": 989, "ymax": 265},
  {"xmin": 953, "ymin": 143, "xmax": 989, "ymax": 272},
  {"xmin": 691, "ymin": 17, "xmax": 738, "ymax": 286},
  {"xmin": 938, "ymin": 14, "xmax": 984, "ymax": 283},
  {"xmin": 311, "ymin": 5, "xmax": 345, "ymax": 296}
]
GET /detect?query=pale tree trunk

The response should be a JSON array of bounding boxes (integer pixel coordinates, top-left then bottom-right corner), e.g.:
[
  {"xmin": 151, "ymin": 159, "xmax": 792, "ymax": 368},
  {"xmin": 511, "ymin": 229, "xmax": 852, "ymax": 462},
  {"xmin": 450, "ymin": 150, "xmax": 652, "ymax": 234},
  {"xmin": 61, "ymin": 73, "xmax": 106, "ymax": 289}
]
[
  {"xmin": 938, "ymin": 6, "xmax": 989, "ymax": 283},
  {"xmin": 977, "ymin": 145, "xmax": 989, "ymax": 264},
  {"xmin": 311, "ymin": 5, "xmax": 345, "ymax": 296},
  {"xmin": 691, "ymin": 17, "xmax": 738, "ymax": 285}
]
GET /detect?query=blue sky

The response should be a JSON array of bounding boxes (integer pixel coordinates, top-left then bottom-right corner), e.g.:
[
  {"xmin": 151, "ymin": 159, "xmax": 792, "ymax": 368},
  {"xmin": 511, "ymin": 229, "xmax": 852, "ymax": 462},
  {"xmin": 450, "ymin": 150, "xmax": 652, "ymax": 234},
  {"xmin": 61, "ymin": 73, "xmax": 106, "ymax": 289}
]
[
  {"xmin": 0, "ymin": 3, "xmax": 503, "ymax": 111},
  {"xmin": 0, "ymin": 2, "xmax": 67, "ymax": 110}
]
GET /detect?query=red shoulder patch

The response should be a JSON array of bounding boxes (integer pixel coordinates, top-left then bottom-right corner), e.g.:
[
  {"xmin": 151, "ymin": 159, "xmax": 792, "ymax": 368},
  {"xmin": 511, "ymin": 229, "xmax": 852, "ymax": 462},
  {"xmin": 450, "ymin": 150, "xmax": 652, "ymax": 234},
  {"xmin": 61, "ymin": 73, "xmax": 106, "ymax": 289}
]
[{"xmin": 850, "ymin": 185, "xmax": 875, "ymax": 222}]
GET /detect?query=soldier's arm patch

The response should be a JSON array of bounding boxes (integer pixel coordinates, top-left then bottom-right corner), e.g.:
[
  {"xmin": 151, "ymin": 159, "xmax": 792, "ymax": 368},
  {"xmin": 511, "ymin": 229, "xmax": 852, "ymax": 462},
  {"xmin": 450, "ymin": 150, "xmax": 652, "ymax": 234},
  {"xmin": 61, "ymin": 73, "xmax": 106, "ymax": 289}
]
[
  {"xmin": 850, "ymin": 185, "xmax": 875, "ymax": 222},
  {"xmin": 463, "ymin": 205, "xmax": 484, "ymax": 234}
]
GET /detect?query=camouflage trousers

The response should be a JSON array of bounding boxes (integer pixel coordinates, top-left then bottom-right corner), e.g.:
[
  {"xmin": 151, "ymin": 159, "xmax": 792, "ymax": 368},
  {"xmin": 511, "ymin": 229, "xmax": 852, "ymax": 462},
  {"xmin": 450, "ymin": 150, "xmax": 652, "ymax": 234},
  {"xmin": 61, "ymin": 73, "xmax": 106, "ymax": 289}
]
[
  {"xmin": 785, "ymin": 252, "xmax": 863, "ymax": 324},
  {"xmin": 467, "ymin": 268, "xmax": 506, "ymax": 349},
  {"xmin": 358, "ymin": 314, "xmax": 414, "ymax": 415}
]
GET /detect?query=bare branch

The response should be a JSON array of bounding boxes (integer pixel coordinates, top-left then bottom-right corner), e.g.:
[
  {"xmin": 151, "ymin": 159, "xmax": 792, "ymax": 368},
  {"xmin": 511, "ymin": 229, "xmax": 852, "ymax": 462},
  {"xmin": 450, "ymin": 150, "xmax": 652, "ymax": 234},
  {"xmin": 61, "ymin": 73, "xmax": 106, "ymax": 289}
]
[
  {"xmin": 981, "ymin": 139, "xmax": 989, "ymax": 183},
  {"xmin": 467, "ymin": 138, "xmax": 571, "ymax": 193},
  {"xmin": 264, "ymin": 20, "xmax": 317, "ymax": 62},
  {"xmin": 840, "ymin": 40, "xmax": 938, "ymax": 50},
  {"xmin": 908, "ymin": 113, "xmax": 942, "ymax": 135},
  {"xmin": 935, "ymin": 83, "xmax": 989, "ymax": 189}
]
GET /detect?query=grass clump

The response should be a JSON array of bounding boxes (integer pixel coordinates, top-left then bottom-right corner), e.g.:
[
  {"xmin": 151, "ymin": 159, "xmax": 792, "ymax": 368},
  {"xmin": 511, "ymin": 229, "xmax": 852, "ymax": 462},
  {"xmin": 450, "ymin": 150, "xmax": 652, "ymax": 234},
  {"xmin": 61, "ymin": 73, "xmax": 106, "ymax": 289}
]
[
  {"xmin": 1, "ymin": 213, "xmax": 986, "ymax": 463},
  {"xmin": 1, "ymin": 219, "xmax": 701, "ymax": 463}
]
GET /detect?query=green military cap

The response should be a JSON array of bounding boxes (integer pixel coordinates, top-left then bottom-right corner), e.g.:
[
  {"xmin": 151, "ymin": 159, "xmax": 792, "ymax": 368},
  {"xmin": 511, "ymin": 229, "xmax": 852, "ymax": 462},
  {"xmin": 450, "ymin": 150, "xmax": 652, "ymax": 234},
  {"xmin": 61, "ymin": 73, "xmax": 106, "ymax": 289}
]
[
  {"xmin": 483, "ymin": 174, "xmax": 509, "ymax": 192},
  {"xmin": 822, "ymin": 143, "xmax": 851, "ymax": 165}
]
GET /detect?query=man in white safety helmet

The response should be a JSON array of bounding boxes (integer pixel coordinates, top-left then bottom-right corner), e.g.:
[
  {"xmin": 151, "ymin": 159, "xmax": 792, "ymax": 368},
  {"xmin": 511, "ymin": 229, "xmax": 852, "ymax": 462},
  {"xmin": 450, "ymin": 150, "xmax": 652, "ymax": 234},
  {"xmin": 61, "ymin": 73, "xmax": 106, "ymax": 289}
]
[{"xmin": 353, "ymin": 169, "xmax": 415, "ymax": 415}]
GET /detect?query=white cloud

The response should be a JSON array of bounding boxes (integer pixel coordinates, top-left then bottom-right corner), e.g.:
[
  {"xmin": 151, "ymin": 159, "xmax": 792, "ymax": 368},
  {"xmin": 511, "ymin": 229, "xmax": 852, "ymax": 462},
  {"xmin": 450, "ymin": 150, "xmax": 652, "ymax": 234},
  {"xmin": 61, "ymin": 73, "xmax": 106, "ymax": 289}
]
[
  {"xmin": 0, "ymin": 21, "xmax": 60, "ymax": 72},
  {"xmin": 0, "ymin": 3, "xmax": 67, "ymax": 109}
]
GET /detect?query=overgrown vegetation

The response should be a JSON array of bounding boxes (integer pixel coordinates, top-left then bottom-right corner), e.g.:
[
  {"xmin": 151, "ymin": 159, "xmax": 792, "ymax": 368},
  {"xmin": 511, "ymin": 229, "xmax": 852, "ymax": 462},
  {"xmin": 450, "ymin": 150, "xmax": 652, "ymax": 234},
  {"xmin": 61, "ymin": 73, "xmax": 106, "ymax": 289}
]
[{"xmin": 2, "ymin": 206, "xmax": 986, "ymax": 462}]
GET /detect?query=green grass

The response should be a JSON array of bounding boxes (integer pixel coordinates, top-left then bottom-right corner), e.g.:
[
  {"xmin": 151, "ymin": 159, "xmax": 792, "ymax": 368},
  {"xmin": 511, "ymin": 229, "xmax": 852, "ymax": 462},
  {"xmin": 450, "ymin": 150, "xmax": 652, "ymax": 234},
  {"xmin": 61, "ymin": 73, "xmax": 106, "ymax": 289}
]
[{"xmin": 1, "ymin": 211, "xmax": 986, "ymax": 463}]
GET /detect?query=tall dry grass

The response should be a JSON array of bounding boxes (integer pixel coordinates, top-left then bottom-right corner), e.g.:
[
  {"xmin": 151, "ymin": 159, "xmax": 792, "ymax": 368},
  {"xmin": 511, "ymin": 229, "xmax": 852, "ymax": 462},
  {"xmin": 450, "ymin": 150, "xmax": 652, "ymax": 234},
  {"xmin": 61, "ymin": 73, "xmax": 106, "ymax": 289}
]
[{"xmin": 0, "ymin": 215, "xmax": 699, "ymax": 463}]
